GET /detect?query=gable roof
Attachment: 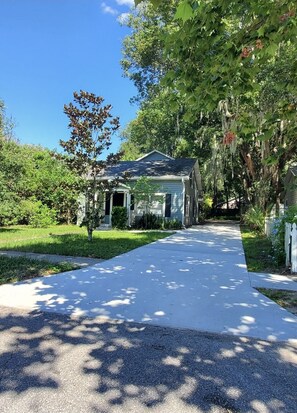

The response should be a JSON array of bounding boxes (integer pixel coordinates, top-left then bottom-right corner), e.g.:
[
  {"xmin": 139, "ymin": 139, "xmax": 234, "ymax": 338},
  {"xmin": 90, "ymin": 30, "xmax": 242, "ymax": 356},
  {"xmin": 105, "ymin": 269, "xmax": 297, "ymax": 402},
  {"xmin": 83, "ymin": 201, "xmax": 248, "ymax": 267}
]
[
  {"xmin": 136, "ymin": 150, "xmax": 174, "ymax": 161},
  {"xmin": 100, "ymin": 158, "xmax": 197, "ymax": 180}
]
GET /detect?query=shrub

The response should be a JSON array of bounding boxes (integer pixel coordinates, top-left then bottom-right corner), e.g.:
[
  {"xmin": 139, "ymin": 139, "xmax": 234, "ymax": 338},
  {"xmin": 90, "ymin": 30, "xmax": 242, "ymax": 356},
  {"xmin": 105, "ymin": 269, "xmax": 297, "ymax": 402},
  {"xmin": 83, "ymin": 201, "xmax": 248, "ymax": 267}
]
[
  {"xmin": 132, "ymin": 214, "xmax": 183, "ymax": 230},
  {"xmin": 18, "ymin": 199, "xmax": 38, "ymax": 224},
  {"xmin": 163, "ymin": 218, "xmax": 183, "ymax": 230},
  {"xmin": 270, "ymin": 206, "xmax": 297, "ymax": 266},
  {"xmin": 111, "ymin": 206, "xmax": 127, "ymax": 230},
  {"xmin": 29, "ymin": 202, "xmax": 57, "ymax": 228},
  {"xmin": 132, "ymin": 213, "xmax": 163, "ymax": 230},
  {"xmin": 243, "ymin": 206, "xmax": 265, "ymax": 233},
  {"xmin": 0, "ymin": 200, "xmax": 19, "ymax": 226}
]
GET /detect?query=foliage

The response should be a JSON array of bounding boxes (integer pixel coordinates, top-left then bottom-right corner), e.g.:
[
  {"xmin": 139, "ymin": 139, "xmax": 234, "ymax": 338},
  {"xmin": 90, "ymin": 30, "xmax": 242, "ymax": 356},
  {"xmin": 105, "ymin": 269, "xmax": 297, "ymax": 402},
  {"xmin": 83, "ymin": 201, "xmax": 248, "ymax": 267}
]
[
  {"xmin": 163, "ymin": 218, "xmax": 183, "ymax": 230},
  {"xmin": 126, "ymin": 1, "xmax": 297, "ymax": 212},
  {"xmin": 270, "ymin": 217, "xmax": 286, "ymax": 266},
  {"xmin": 0, "ymin": 138, "xmax": 79, "ymax": 226},
  {"xmin": 0, "ymin": 225, "xmax": 171, "ymax": 259},
  {"xmin": 0, "ymin": 256, "xmax": 77, "ymax": 285},
  {"xmin": 269, "ymin": 206, "xmax": 297, "ymax": 265},
  {"xmin": 243, "ymin": 206, "xmax": 265, "ymax": 233},
  {"xmin": 129, "ymin": 176, "xmax": 163, "ymax": 214},
  {"xmin": 120, "ymin": 139, "xmax": 143, "ymax": 160},
  {"xmin": 240, "ymin": 226, "xmax": 280, "ymax": 273},
  {"xmin": 60, "ymin": 91, "xmax": 121, "ymax": 241},
  {"xmin": 111, "ymin": 206, "xmax": 128, "ymax": 230},
  {"xmin": 132, "ymin": 213, "xmax": 182, "ymax": 230},
  {"xmin": 28, "ymin": 202, "xmax": 57, "ymax": 228},
  {"xmin": 132, "ymin": 212, "xmax": 163, "ymax": 230},
  {"xmin": 0, "ymin": 99, "xmax": 15, "ymax": 141}
]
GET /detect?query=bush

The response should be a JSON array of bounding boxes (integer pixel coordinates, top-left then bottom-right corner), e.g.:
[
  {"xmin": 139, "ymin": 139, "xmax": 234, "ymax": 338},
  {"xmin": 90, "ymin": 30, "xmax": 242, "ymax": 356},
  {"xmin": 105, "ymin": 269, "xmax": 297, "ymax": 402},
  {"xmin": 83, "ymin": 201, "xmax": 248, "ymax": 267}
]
[
  {"xmin": 0, "ymin": 200, "xmax": 19, "ymax": 226},
  {"xmin": 132, "ymin": 214, "xmax": 183, "ymax": 230},
  {"xmin": 18, "ymin": 199, "xmax": 38, "ymax": 224},
  {"xmin": 270, "ymin": 206, "xmax": 297, "ymax": 266},
  {"xmin": 132, "ymin": 213, "xmax": 163, "ymax": 230},
  {"xmin": 29, "ymin": 202, "xmax": 57, "ymax": 228},
  {"xmin": 111, "ymin": 206, "xmax": 127, "ymax": 230},
  {"xmin": 243, "ymin": 206, "xmax": 265, "ymax": 233},
  {"xmin": 163, "ymin": 218, "xmax": 183, "ymax": 230}
]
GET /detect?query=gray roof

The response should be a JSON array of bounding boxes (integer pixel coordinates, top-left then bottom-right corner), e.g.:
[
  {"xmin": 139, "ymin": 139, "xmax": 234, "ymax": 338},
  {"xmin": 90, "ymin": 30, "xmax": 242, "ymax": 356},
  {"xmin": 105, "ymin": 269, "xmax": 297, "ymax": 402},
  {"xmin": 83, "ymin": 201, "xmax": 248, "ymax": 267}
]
[{"xmin": 100, "ymin": 158, "xmax": 197, "ymax": 179}]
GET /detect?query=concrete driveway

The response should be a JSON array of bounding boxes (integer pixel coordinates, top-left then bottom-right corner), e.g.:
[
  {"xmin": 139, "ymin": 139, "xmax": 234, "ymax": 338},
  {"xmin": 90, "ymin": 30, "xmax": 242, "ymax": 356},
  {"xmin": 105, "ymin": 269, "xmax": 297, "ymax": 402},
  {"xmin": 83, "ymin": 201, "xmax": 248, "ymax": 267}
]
[{"xmin": 0, "ymin": 224, "xmax": 296, "ymax": 343}]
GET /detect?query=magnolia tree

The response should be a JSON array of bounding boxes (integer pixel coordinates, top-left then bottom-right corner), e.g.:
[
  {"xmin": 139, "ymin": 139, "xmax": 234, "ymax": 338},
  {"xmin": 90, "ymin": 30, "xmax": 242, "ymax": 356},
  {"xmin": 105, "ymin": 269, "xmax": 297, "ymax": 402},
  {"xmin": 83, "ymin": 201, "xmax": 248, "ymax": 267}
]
[{"xmin": 60, "ymin": 91, "xmax": 121, "ymax": 241}]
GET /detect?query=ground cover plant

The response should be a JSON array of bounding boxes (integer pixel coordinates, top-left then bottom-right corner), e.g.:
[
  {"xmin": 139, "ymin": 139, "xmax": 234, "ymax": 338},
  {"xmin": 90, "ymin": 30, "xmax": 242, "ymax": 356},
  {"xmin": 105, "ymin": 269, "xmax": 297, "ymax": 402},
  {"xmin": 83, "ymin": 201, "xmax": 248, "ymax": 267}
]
[
  {"xmin": 257, "ymin": 288, "xmax": 297, "ymax": 316},
  {"xmin": 0, "ymin": 256, "xmax": 77, "ymax": 285},
  {"xmin": 0, "ymin": 225, "xmax": 172, "ymax": 259},
  {"xmin": 240, "ymin": 226, "xmax": 283, "ymax": 273}
]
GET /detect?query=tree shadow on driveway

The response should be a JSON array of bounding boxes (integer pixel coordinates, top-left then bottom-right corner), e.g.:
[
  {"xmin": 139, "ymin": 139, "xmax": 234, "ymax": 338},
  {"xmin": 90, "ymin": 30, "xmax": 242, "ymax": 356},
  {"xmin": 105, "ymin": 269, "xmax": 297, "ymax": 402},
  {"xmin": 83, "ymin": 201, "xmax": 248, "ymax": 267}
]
[{"xmin": 0, "ymin": 306, "xmax": 296, "ymax": 413}]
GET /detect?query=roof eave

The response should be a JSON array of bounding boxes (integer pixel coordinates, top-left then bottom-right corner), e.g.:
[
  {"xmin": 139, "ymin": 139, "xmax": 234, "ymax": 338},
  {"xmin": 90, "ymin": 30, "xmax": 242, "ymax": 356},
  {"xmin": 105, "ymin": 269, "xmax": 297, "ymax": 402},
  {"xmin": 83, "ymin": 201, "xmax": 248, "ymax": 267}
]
[{"xmin": 98, "ymin": 175, "xmax": 190, "ymax": 181}]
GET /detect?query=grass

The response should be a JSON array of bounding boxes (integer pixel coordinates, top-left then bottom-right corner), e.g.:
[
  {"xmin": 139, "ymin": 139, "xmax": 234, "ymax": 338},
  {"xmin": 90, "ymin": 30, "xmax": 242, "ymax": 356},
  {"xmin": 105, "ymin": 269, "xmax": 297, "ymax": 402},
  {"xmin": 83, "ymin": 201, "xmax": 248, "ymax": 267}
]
[
  {"xmin": 257, "ymin": 288, "xmax": 297, "ymax": 315},
  {"xmin": 0, "ymin": 255, "xmax": 77, "ymax": 285},
  {"xmin": 240, "ymin": 225, "xmax": 283, "ymax": 273},
  {"xmin": 0, "ymin": 225, "xmax": 172, "ymax": 259}
]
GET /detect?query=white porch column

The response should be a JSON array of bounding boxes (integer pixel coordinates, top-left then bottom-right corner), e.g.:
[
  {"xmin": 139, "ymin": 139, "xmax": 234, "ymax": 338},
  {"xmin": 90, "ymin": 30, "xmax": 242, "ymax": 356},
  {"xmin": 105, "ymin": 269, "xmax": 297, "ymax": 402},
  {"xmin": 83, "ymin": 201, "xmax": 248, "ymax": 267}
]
[
  {"xmin": 110, "ymin": 193, "xmax": 113, "ymax": 227},
  {"xmin": 127, "ymin": 193, "xmax": 131, "ymax": 226},
  {"xmin": 181, "ymin": 178, "xmax": 185, "ymax": 227}
]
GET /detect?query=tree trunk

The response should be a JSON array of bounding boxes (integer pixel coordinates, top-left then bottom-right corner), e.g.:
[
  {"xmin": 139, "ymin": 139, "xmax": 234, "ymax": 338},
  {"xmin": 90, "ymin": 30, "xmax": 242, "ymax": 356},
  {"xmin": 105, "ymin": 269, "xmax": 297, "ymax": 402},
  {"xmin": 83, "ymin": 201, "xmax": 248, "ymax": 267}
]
[
  {"xmin": 67, "ymin": 208, "xmax": 71, "ymax": 225},
  {"xmin": 87, "ymin": 227, "xmax": 93, "ymax": 242}
]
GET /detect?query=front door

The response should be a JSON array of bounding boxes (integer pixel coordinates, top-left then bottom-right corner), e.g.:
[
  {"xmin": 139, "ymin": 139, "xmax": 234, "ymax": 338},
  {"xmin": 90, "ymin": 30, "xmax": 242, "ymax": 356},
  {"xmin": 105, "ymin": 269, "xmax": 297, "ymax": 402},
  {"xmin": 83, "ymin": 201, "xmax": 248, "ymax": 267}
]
[{"xmin": 113, "ymin": 192, "xmax": 125, "ymax": 207}]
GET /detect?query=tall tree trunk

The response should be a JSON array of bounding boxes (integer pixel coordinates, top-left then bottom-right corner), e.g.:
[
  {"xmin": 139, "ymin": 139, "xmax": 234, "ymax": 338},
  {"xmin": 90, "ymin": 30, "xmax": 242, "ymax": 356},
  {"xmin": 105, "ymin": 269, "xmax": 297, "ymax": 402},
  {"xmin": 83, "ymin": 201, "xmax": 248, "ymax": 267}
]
[{"xmin": 87, "ymin": 227, "xmax": 93, "ymax": 242}]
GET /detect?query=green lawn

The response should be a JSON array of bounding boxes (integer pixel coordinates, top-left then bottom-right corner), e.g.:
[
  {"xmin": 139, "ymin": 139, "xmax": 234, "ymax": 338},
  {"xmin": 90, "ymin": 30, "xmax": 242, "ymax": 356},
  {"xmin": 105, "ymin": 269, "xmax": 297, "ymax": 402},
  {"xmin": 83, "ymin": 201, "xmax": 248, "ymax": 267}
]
[
  {"xmin": 0, "ymin": 225, "xmax": 172, "ymax": 259},
  {"xmin": 0, "ymin": 255, "xmax": 77, "ymax": 285},
  {"xmin": 240, "ymin": 226, "xmax": 281, "ymax": 273}
]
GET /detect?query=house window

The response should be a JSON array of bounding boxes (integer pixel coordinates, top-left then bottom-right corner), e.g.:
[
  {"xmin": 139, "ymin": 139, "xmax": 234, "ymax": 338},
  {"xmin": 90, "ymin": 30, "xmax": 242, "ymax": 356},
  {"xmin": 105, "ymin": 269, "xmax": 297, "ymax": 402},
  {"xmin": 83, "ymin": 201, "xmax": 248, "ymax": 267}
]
[{"xmin": 165, "ymin": 193, "xmax": 171, "ymax": 218}]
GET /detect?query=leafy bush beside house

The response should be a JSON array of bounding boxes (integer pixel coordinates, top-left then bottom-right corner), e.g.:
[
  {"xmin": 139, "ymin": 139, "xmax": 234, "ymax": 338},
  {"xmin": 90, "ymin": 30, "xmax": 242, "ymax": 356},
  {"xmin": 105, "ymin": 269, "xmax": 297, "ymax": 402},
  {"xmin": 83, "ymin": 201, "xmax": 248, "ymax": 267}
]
[
  {"xmin": 112, "ymin": 206, "xmax": 128, "ymax": 229},
  {"xmin": 243, "ymin": 206, "xmax": 265, "ymax": 233},
  {"xmin": 132, "ymin": 213, "xmax": 182, "ymax": 230}
]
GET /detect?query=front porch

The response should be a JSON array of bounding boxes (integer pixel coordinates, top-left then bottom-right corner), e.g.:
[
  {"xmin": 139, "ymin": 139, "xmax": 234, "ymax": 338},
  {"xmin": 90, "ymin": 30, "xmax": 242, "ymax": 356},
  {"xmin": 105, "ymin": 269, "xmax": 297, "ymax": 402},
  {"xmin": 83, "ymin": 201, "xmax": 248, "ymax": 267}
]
[{"xmin": 102, "ymin": 187, "xmax": 133, "ymax": 228}]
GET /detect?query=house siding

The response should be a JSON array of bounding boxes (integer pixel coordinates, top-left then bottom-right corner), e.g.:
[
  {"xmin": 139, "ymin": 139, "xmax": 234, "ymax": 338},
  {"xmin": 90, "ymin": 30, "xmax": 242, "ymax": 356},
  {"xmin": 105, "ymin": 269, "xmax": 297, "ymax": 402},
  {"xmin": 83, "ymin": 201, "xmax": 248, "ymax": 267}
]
[
  {"xmin": 139, "ymin": 152, "xmax": 170, "ymax": 161},
  {"xmin": 130, "ymin": 179, "xmax": 184, "ymax": 223}
]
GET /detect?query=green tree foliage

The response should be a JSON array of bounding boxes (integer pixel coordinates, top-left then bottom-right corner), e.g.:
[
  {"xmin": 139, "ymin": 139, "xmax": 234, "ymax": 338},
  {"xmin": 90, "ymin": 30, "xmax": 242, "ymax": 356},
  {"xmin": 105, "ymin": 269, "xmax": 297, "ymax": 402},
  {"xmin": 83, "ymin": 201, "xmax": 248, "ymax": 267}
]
[
  {"xmin": 127, "ymin": 1, "xmax": 297, "ymax": 211},
  {"xmin": 129, "ymin": 176, "xmax": 163, "ymax": 214},
  {"xmin": 0, "ymin": 138, "xmax": 79, "ymax": 226},
  {"xmin": 60, "ymin": 91, "xmax": 121, "ymax": 242}
]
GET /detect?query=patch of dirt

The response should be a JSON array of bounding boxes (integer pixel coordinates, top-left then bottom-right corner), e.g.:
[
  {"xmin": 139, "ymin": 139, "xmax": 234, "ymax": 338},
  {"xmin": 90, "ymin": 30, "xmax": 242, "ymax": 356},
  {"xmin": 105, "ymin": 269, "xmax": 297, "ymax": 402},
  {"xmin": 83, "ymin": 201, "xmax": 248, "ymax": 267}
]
[{"xmin": 257, "ymin": 288, "xmax": 297, "ymax": 315}]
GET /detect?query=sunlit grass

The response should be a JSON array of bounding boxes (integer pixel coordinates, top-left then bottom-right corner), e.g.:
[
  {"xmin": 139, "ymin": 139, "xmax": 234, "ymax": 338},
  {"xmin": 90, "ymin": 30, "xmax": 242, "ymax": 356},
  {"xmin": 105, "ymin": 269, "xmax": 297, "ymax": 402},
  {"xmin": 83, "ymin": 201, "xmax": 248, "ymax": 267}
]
[
  {"xmin": 0, "ymin": 256, "xmax": 77, "ymax": 285},
  {"xmin": 240, "ymin": 226, "xmax": 280, "ymax": 273},
  {"xmin": 257, "ymin": 288, "xmax": 297, "ymax": 315},
  {"xmin": 0, "ymin": 225, "xmax": 172, "ymax": 259}
]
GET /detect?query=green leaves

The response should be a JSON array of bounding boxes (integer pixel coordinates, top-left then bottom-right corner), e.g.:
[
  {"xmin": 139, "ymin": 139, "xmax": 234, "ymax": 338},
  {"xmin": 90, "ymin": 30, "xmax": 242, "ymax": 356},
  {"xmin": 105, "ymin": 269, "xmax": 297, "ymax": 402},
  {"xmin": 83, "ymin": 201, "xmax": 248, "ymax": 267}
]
[
  {"xmin": 174, "ymin": 1, "xmax": 194, "ymax": 22},
  {"xmin": 61, "ymin": 91, "xmax": 122, "ymax": 241},
  {"xmin": 134, "ymin": 0, "xmax": 162, "ymax": 7}
]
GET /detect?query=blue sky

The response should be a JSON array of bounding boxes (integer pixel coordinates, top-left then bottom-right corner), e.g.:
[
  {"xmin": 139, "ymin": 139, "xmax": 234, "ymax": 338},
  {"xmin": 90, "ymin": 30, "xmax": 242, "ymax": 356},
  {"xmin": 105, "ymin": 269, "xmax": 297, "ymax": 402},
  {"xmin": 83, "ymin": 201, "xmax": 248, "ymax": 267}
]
[{"xmin": 0, "ymin": 0, "xmax": 137, "ymax": 152}]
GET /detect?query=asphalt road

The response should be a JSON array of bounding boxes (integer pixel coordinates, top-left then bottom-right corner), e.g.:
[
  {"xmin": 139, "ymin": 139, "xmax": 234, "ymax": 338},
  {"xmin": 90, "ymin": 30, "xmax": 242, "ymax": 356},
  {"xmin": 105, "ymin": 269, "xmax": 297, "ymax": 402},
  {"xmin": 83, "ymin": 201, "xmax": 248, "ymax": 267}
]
[{"xmin": 0, "ymin": 306, "xmax": 296, "ymax": 413}]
